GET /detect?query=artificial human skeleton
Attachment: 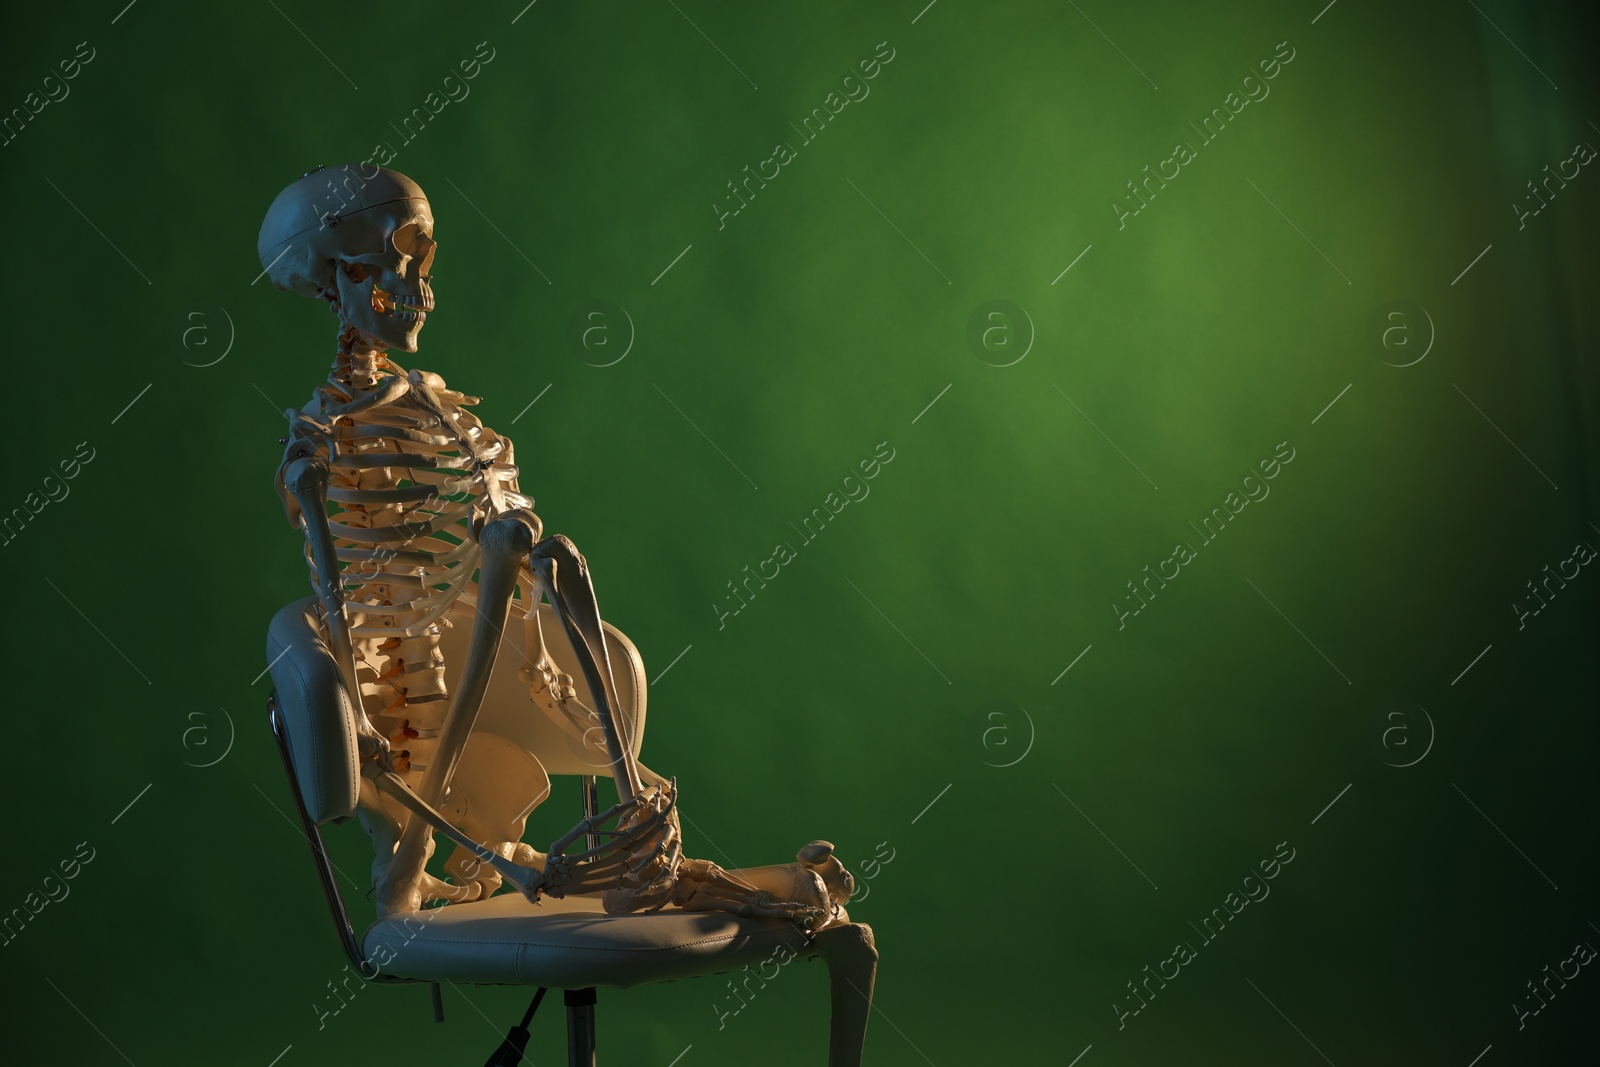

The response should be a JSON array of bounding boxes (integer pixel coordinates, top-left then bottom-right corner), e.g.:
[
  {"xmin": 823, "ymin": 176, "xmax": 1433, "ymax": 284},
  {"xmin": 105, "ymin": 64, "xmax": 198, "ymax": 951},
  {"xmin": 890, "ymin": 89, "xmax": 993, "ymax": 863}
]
[{"xmin": 259, "ymin": 164, "xmax": 856, "ymax": 929}]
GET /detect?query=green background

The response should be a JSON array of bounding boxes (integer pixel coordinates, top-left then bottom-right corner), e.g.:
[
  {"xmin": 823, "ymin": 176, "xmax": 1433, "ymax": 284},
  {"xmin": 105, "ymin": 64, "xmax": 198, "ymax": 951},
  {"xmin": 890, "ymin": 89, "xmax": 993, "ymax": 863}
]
[{"xmin": 2, "ymin": 1, "xmax": 1597, "ymax": 1063}]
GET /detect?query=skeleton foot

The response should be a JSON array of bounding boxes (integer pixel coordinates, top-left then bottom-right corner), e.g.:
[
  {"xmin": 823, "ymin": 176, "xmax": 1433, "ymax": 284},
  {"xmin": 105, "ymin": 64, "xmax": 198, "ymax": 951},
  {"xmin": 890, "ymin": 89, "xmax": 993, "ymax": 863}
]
[
  {"xmin": 685, "ymin": 841, "xmax": 857, "ymax": 930},
  {"xmin": 419, "ymin": 870, "xmax": 482, "ymax": 905},
  {"xmin": 672, "ymin": 858, "xmax": 830, "ymax": 930}
]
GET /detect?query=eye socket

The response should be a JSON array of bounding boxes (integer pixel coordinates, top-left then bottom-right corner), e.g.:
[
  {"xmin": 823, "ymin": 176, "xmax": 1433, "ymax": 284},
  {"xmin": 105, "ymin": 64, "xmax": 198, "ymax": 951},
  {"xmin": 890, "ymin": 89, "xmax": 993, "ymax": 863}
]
[{"xmin": 391, "ymin": 222, "xmax": 437, "ymax": 277}]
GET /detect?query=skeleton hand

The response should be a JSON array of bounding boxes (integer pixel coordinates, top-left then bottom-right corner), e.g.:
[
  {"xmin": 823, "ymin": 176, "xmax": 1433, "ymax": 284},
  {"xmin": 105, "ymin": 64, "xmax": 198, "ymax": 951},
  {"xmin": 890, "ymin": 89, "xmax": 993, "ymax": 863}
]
[
  {"xmin": 533, "ymin": 653, "xmax": 576, "ymax": 704},
  {"xmin": 534, "ymin": 781, "xmax": 681, "ymax": 907},
  {"xmin": 354, "ymin": 714, "xmax": 395, "ymax": 772},
  {"xmin": 519, "ymin": 564, "xmax": 579, "ymax": 705}
]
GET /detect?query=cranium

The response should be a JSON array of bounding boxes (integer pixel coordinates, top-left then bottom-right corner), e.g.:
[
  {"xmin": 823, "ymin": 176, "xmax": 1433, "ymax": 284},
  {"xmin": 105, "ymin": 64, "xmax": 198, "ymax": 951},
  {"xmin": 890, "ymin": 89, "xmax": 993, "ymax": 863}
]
[{"xmin": 257, "ymin": 163, "xmax": 436, "ymax": 353}]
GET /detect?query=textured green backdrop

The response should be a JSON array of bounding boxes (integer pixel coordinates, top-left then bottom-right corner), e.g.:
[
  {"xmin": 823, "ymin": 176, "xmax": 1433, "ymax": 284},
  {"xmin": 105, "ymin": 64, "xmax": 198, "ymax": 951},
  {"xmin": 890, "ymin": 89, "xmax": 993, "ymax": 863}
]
[{"xmin": 2, "ymin": 1, "xmax": 1597, "ymax": 1064}]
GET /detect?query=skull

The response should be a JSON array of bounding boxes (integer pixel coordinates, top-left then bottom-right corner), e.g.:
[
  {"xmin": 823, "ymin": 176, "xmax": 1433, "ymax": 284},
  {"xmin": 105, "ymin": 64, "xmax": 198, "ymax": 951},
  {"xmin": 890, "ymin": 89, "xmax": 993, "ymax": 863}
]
[{"xmin": 258, "ymin": 163, "xmax": 437, "ymax": 353}]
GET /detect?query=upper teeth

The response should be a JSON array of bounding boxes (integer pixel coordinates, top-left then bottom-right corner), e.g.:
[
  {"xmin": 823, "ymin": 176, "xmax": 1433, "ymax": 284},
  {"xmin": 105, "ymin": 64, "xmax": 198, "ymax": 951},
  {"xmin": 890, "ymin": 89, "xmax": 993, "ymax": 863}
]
[{"xmin": 370, "ymin": 286, "xmax": 431, "ymax": 316}]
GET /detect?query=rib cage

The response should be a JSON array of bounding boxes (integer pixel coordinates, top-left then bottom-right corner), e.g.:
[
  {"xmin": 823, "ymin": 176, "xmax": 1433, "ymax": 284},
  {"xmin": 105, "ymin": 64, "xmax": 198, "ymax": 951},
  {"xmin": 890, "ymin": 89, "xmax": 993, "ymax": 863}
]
[{"xmin": 283, "ymin": 353, "xmax": 531, "ymax": 785}]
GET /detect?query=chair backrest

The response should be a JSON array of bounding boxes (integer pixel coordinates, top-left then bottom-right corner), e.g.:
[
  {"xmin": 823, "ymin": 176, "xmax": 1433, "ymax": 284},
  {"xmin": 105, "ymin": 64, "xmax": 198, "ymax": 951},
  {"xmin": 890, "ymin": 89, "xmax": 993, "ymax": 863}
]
[
  {"xmin": 266, "ymin": 594, "xmax": 651, "ymax": 827},
  {"xmin": 267, "ymin": 598, "xmax": 361, "ymax": 824}
]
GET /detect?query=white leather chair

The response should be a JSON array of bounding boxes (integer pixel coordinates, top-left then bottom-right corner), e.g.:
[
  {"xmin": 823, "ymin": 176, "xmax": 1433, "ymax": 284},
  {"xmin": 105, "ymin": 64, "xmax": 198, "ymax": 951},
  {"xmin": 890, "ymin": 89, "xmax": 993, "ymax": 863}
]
[{"xmin": 266, "ymin": 595, "xmax": 877, "ymax": 1066}]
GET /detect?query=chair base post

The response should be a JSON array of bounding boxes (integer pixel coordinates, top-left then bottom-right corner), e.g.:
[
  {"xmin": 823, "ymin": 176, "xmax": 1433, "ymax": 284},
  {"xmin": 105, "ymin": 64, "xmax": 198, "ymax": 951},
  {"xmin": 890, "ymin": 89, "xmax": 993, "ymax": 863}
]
[{"xmin": 564, "ymin": 987, "xmax": 597, "ymax": 1067}]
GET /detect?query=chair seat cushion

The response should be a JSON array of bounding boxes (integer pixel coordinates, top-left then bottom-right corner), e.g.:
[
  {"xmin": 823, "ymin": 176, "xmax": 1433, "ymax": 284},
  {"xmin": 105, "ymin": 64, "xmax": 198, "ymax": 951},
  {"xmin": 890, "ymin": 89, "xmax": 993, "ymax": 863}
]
[{"xmin": 363, "ymin": 891, "xmax": 839, "ymax": 989}]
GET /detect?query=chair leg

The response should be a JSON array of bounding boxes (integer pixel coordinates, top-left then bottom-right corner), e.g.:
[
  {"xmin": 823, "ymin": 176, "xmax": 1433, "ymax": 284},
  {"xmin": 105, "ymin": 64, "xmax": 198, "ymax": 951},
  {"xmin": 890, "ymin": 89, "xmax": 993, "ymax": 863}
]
[
  {"xmin": 814, "ymin": 923, "xmax": 879, "ymax": 1067},
  {"xmin": 564, "ymin": 987, "xmax": 597, "ymax": 1067}
]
